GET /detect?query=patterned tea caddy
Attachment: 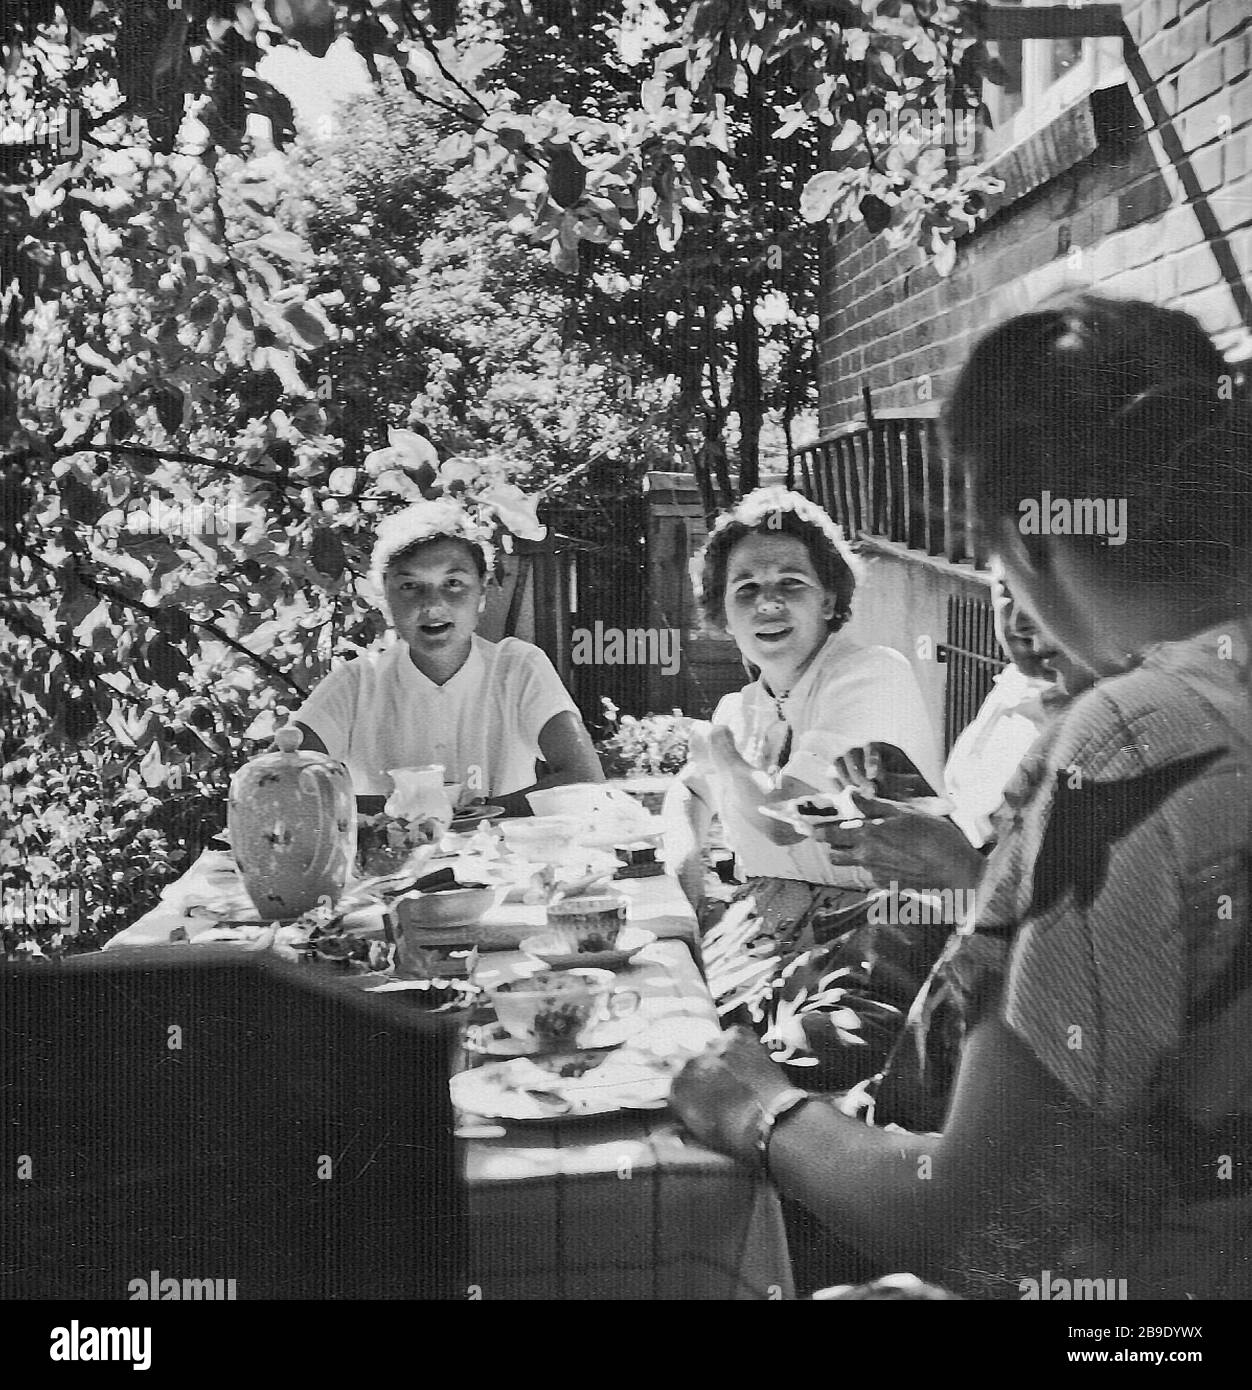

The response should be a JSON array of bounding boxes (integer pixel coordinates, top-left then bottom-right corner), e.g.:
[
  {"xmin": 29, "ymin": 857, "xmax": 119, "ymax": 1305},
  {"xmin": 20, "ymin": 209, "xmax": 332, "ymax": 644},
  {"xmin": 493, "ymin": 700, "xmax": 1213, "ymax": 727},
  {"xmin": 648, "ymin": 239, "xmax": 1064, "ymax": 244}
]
[{"xmin": 228, "ymin": 726, "xmax": 357, "ymax": 921}]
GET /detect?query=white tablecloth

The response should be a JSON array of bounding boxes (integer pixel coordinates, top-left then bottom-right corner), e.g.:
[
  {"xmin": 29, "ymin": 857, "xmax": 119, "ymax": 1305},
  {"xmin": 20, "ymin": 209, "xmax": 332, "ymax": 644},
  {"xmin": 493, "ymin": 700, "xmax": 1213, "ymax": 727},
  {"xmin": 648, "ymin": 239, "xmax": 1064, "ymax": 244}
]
[
  {"xmin": 104, "ymin": 853, "xmax": 700, "ymax": 953},
  {"xmin": 104, "ymin": 851, "xmax": 794, "ymax": 1299}
]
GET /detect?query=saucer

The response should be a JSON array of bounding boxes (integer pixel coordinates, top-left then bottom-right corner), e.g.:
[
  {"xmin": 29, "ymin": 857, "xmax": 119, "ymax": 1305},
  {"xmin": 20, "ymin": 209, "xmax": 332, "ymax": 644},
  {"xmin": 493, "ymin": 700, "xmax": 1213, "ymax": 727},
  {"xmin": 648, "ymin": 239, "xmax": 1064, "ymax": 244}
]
[
  {"xmin": 518, "ymin": 926, "xmax": 656, "ymax": 971},
  {"xmin": 465, "ymin": 1015, "xmax": 642, "ymax": 1057}
]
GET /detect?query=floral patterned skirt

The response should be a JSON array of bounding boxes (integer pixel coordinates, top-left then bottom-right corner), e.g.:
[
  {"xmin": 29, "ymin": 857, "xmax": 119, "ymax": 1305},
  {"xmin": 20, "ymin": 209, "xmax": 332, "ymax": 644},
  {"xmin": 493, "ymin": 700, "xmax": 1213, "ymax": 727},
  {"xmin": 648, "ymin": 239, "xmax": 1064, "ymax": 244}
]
[
  {"xmin": 700, "ymin": 878, "xmax": 871, "ymax": 1015},
  {"xmin": 699, "ymin": 876, "xmax": 986, "ymax": 1128}
]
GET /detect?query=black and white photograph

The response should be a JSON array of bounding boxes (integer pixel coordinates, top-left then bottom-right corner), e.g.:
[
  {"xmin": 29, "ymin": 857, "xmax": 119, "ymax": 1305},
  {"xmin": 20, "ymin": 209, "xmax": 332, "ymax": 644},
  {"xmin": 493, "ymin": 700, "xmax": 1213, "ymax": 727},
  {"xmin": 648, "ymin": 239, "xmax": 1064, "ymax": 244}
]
[{"xmin": 1, "ymin": 0, "xmax": 1249, "ymax": 1353}]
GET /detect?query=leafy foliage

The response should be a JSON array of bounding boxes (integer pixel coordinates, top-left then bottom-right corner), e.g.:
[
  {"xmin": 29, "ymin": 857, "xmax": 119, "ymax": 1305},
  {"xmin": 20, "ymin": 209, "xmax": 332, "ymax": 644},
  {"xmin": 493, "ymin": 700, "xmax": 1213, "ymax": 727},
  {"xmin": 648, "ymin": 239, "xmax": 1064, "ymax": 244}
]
[
  {"xmin": 290, "ymin": 82, "xmax": 678, "ymax": 510},
  {"xmin": 1, "ymin": 0, "xmax": 1001, "ymax": 955},
  {"xmin": 596, "ymin": 697, "xmax": 692, "ymax": 776}
]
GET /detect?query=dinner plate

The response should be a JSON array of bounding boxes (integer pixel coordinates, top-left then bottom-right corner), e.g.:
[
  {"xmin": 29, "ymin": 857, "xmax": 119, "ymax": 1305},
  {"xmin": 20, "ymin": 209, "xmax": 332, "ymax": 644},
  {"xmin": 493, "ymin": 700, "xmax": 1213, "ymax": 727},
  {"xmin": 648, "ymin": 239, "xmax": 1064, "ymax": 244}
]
[
  {"xmin": 464, "ymin": 1015, "xmax": 642, "ymax": 1057},
  {"xmin": 449, "ymin": 805, "xmax": 505, "ymax": 832},
  {"xmin": 450, "ymin": 1055, "xmax": 670, "ymax": 1123},
  {"xmin": 518, "ymin": 926, "xmax": 656, "ymax": 971}
]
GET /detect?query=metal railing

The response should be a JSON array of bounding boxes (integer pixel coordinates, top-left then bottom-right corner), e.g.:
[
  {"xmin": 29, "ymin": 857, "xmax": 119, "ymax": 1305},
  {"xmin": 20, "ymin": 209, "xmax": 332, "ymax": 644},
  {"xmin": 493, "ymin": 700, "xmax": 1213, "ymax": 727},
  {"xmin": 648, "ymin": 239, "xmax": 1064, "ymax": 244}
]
[
  {"xmin": 793, "ymin": 414, "xmax": 1005, "ymax": 753},
  {"xmin": 939, "ymin": 593, "xmax": 1007, "ymax": 754},
  {"xmin": 793, "ymin": 413, "xmax": 988, "ymax": 568}
]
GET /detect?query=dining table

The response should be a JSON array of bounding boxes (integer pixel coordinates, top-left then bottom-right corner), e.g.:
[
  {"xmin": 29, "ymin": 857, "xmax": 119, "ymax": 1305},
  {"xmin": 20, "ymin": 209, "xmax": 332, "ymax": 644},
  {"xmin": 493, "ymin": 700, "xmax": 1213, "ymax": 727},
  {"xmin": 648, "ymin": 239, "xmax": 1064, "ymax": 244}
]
[{"xmin": 105, "ymin": 837, "xmax": 797, "ymax": 1301}]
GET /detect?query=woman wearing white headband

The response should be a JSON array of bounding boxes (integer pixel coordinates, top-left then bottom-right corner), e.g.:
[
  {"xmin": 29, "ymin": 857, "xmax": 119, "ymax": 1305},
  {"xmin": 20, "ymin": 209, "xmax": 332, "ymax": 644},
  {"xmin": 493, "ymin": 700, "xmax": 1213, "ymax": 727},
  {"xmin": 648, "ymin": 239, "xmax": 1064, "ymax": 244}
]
[
  {"xmin": 293, "ymin": 497, "xmax": 603, "ymax": 815},
  {"xmin": 665, "ymin": 487, "xmax": 943, "ymax": 1046}
]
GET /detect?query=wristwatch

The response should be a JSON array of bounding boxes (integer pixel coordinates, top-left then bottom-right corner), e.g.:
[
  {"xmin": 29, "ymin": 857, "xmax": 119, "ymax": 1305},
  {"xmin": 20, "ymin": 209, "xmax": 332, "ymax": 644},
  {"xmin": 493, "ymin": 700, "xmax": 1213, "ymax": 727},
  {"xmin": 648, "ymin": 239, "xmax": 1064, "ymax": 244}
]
[{"xmin": 753, "ymin": 1087, "xmax": 811, "ymax": 1175}]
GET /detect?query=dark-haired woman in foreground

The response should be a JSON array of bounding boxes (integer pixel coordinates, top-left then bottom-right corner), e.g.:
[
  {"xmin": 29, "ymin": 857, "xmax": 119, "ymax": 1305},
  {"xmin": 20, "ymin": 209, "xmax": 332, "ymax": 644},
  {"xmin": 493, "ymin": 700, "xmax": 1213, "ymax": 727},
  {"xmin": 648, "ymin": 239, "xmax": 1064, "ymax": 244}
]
[{"xmin": 672, "ymin": 294, "xmax": 1252, "ymax": 1299}]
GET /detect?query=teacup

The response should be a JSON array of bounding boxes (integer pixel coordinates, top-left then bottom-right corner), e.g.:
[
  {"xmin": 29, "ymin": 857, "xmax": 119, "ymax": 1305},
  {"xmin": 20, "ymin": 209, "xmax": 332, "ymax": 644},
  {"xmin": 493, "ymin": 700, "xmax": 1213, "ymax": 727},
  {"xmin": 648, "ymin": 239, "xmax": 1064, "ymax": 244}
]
[
  {"xmin": 545, "ymin": 894, "xmax": 629, "ymax": 955},
  {"xmin": 487, "ymin": 968, "xmax": 639, "ymax": 1046}
]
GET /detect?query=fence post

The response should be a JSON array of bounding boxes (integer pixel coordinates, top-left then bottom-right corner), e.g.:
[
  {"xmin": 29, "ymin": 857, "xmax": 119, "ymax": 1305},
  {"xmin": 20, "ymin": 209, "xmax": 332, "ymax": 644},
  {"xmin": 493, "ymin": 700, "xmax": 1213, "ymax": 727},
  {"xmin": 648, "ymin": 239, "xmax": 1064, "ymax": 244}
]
[
  {"xmin": 880, "ymin": 424, "xmax": 896, "ymax": 542},
  {"xmin": 919, "ymin": 422, "xmax": 934, "ymax": 556},
  {"xmin": 963, "ymin": 459, "xmax": 980, "ymax": 567},
  {"xmin": 854, "ymin": 432, "xmax": 871, "ymax": 540},
  {"xmin": 898, "ymin": 421, "xmax": 913, "ymax": 548}
]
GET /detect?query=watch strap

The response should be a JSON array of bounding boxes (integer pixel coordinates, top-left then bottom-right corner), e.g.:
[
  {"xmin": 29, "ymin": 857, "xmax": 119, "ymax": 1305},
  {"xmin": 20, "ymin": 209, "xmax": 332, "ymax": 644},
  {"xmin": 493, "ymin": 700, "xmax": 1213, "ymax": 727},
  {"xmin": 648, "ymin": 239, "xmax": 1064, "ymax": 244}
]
[{"xmin": 753, "ymin": 1087, "xmax": 811, "ymax": 1172}]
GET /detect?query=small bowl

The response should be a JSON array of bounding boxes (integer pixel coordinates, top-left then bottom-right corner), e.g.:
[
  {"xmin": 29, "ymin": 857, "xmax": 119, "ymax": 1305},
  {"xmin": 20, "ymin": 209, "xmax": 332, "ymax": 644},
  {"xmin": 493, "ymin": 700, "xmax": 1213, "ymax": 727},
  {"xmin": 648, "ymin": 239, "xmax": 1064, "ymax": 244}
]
[{"xmin": 392, "ymin": 887, "xmax": 499, "ymax": 932}]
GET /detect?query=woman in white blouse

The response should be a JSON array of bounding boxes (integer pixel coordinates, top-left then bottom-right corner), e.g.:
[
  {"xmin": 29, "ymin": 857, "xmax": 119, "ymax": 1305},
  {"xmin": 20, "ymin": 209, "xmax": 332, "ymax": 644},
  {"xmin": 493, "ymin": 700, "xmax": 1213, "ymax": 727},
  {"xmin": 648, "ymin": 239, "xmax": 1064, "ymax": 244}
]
[
  {"xmin": 664, "ymin": 487, "xmax": 943, "ymax": 1021},
  {"xmin": 294, "ymin": 502, "xmax": 602, "ymax": 816}
]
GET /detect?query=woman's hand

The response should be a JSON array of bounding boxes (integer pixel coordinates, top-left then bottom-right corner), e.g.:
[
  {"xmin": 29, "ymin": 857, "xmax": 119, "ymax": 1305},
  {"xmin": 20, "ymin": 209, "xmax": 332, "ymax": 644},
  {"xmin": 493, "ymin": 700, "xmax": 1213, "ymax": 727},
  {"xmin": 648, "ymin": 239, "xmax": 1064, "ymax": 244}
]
[
  {"xmin": 827, "ymin": 742, "xmax": 936, "ymax": 799},
  {"xmin": 670, "ymin": 1026, "xmax": 795, "ymax": 1163},
  {"xmin": 703, "ymin": 725, "xmax": 806, "ymax": 846},
  {"xmin": 815, "ymin": 792, "xmax": 984, "ymax": 892},
  {"xmin": 828, "ymin": 742, "xmax": 883, "ymax": 794}
]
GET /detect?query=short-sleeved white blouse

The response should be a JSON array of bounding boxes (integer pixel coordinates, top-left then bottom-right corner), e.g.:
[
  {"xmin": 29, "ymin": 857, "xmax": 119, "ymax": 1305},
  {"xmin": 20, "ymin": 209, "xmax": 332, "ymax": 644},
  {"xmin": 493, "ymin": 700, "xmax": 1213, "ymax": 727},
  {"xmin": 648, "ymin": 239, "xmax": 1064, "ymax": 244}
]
[
  {"xmin": 702, "ymin": 629, "xmax": 944, "ymax": 884},
  {"xmin": 294, "ymin": 634, "xmax": 578, "ymax": 798}
]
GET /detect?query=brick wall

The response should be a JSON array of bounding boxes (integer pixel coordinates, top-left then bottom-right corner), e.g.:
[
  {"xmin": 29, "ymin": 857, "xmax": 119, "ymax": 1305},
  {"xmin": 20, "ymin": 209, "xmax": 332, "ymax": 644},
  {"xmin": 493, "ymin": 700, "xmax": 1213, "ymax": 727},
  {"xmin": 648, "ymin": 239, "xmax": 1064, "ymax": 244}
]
[{"xmin": 818, "ymin": 0, "xmax": 1252, "ymax": 434}]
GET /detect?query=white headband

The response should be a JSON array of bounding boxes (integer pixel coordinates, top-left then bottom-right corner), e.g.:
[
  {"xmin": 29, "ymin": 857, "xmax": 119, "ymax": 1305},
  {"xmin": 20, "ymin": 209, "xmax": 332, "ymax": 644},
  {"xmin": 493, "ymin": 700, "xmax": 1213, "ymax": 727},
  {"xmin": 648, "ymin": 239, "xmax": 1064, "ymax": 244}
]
[
  {"xmin": 367, "ymin": 500, "xmax": 496, "ymax": 619},
  {"xmin": 689, "ymin": 485, "xmax": 863, "ymax": 608}
]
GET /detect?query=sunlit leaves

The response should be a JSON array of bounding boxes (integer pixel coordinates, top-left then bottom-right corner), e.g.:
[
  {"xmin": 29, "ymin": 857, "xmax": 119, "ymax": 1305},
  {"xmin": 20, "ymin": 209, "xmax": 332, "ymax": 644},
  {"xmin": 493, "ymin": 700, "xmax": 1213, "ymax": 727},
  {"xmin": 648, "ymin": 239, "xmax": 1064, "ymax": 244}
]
[
  {"xmin": 327, "ymin": 466, "xmax": 357, "ymax": 496},
  {"xmin": 799, "ymin": 169, "xmax": 840, "ymax": 223},
  {"xmin": 0, "ymin": 0, "xmax": 1007, "ymax": 960}
]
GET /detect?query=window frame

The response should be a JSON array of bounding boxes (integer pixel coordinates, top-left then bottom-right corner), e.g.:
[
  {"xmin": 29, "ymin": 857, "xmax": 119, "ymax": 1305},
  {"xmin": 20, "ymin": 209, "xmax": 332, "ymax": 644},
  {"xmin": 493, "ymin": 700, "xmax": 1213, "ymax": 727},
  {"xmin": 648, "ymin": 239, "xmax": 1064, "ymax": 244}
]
[{"xmin": 978, "ymin": 4, "xmax": 1124, "ymax": 162}]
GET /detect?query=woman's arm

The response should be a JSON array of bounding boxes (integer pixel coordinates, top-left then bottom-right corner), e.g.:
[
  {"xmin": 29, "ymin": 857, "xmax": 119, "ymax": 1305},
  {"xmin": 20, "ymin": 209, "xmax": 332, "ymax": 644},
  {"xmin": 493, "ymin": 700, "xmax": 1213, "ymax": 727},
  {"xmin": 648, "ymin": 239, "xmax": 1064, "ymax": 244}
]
[
  {"xmin": 492, "ymin": 710, "xmax": 604, "ymax": 817},
  {"xmin": 661, "ymin": 773, "xmax": 714, "ymax": 911},
  {"xmin": 704, "ymin": 725, "xmax": 806, "ymax": 846},
  {"xmin": 671, "ymin": 1016, "xmax": 1083, "ymax": 1280}
]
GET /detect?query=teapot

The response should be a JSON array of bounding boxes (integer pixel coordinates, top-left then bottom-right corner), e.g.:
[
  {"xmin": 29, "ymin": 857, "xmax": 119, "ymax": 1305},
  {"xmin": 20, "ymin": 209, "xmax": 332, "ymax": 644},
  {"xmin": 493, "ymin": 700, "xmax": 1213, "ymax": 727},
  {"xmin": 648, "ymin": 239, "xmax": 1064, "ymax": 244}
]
[{"xmin": 228, "ymin": 727, "xmax": 356, "ymax": 921}]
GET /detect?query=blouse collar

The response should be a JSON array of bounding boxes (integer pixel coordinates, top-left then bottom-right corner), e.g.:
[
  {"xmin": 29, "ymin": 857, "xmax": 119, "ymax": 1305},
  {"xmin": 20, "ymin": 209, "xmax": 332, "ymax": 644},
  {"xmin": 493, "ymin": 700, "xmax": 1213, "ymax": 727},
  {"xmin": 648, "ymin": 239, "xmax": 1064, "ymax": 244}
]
[
  {"xmin": 389, "ymin": 633, "xmax": 485, "ymax": 694},
  {"xmin": 754, "ymin": 628, "xmax": 854, "ymax": 711}
]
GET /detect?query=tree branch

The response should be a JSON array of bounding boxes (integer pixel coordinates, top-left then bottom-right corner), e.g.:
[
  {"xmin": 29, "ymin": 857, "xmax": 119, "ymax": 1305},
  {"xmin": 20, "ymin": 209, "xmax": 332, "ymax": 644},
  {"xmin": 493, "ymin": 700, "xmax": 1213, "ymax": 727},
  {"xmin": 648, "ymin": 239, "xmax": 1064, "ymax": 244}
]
[
  {"xmin": 0, "ymin": 597, "xmax": 149, "ymax": 711},
  {"xmin": 400, "ymin": 2, "xmax": 491, "ymax": 119},
  {"xmin": 4, "ymin": 529, "xmax": 305, "ymax": 697},
  {"xmin": 46, "ymin": 442, "xmax": 302, "ymax": 488}
]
